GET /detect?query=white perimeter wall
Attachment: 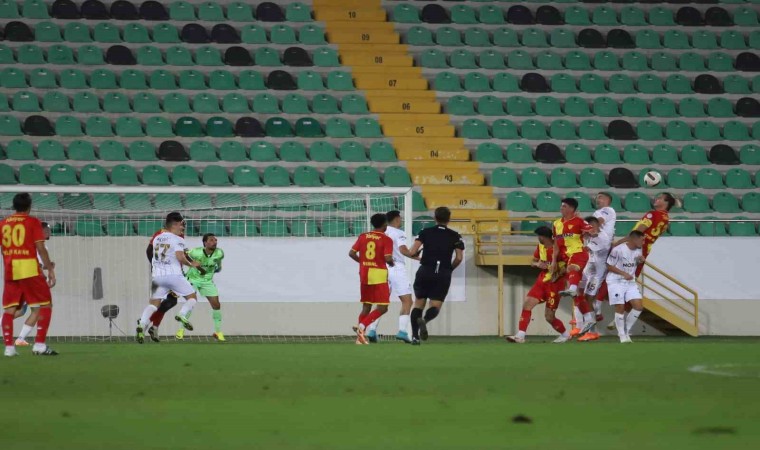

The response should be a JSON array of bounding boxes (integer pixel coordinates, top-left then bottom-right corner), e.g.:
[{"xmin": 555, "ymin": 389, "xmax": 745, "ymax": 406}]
[{"xmin": 3, "ymin": 237, "xmax": 758, "ymax": 337}]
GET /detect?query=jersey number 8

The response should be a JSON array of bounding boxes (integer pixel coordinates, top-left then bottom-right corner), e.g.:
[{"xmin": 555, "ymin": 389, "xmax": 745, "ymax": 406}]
[{"xmin": 365, "ymin": 241, "xmax": 376, "ymax": 259}]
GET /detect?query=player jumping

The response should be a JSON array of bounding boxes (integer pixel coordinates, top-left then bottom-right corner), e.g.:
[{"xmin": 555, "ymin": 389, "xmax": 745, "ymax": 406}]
[
  {"xmin": 505, "ymin": 226, "xmax": 569, "ymax": 344},
  {"xmin": 606, "ymin": 230, "xmax": 646, "ymax": 343},
  {"xmin": 137, "ymin": 213, "xmax": 202, "ymax": 344},
  {"xmin": 366, "ymin": 210, "xmax": 417, "ymax": 344},
  {"xmin": 573, "ymin": 216, "xmax": 613, "ymax": 341},
  {"xmin": 176, "ymin": 233, "xmax": 226, "ymax": 342},
  {"xmin": 348, "ymin": 214, "xmax": 394, "ymax": 345},
  {"xmin": 1, "ymin": 193, "xmax": 57, "ymax": 356}
]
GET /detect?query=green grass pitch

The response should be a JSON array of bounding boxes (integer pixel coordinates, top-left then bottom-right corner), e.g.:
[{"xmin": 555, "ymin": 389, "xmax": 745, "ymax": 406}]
[{"xmin": 1, "ymin": 337, "xmax": 759, "ymax": 450}]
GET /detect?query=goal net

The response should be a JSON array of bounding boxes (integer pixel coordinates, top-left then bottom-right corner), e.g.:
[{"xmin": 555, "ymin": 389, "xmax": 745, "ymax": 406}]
[{"xmin": 0, "ymin": 186, "xmax": 413, "ymax": 343}]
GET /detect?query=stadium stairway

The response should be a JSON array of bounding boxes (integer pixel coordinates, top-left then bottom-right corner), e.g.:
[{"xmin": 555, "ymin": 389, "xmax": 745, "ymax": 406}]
[{"xmin": 313, "ymin": 0, "xmax": 508, "ymax": 234}]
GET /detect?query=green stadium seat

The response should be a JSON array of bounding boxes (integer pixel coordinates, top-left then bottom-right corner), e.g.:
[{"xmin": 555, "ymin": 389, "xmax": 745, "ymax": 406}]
[
  {"xmin": 566, "ymin": 191, "xmax": 594, "ymax": 212},
  {"xmin": 146, "ymin": 117, "xmax": 174, "ymax": 138},
  {"xmin": 566, "ymin": 144, "xmax": 593, "ymax": 164},
  {"xmin": 280, "ymin": 142, "xmax": 308, "ymax": 162},
  {"xmin": 99, "ymin": 141, "xmax": 127, "ymax": 161},
  {"xmin": 506, "ymin": 192, "xmax": 535, "ymax": 212},
  {"xmin": 504, "ymin": 143, "xmax": 532, "ymax": 163},
  {"xmin": 565, "ymin": 6, "xmax": 591, "ymax": 25},
  {"xmin": 521, "ymin": 167, "xmax": 549, "ymax": 188},
  {"xmin": 309, "ymin": 142, "xmax": 337, "ymax": 163},
  {"xmin": 80, "ymin": 164, "xmax": 108, "ymax": 185},
  {"xmin": 692, "ymin": 30, "xmax": 718, "ymax": 50},
  {"xmin": 55, "ymin": 116, "xmax": 84, "ymax": 137},
  {"xmin": 324, "ymin": 166, "xmax": 352, "ymax": 187},
  {"xmin": 111, "ymin": 164, "xmax": 139, "ymax": 186},
  {"xmin": 0, "ymin": 164, "xmax": 16, "ymax": 184},
  {"xmin": 451, "ymin": 49, "xmax": 477, "ymax": 69},
  {"xmin": 521, "ymin": 120, "xmax": 547, "ymax": 140},
  {"xmin": 436, "ymin": 27, "xmax": 462, "ymax": 47},
  {"xmin": 136, "ymin": 218, "xmax": 163, "ymax": 236},
  {"xmin": 171, "ymin": 165, "xmax": 200, "ymax": 186},
  {"xmin": 494, "ymin": 73, "xmax": 520, "ymax": 93},
  {"xmin": 743, "ymin": 193, "xmax": 760, "ymax": 213},
  {"xmin": 537, "ymin": 51, "xmax": 563, "ymax": 70},
  {"xmin": 477, "ymin": 96, "xmax": 503, "ymax": 116},
  {"xmin": 368, "ymin": 142, "xmax": 395, "ymax": 162},
  {"xmin": 476, "ymin": 143, "xmax": 505, "ymax": 163},
  {"xmin": 682, "ymin": 192, "xmax": 711, "ymax": 213},
  {"xmin": 327, "ymin": 71, "xmax": 354, "ymax": 91},
  {"xmin": 479, "ymin": 5, "xmax": 504, "ymax": 25},
  {"xmin": 179, "ymin": 70, "xmax": 207, "ymax": 90},
  {"xmin": 667, "ymin": 168, "xmax": 694, "ymax": 189},
  {"xmin": 154, "ymin": 193, "xmax": 183, "ymax": 210},
  {"xmin": 253, "ymin": 94, "xmax": 280, "ymax": 114},
  {"xmin": 507, "ymin": 50, "xmax": 534, "ymax": 70},
  {"xmin": 669, "ymin": 217, "xmax": 697, "ymax": 237},
  {"xmin": 313, "ymin": 94, "xmax": 340, "ymax": 115},
  {"xmin": 680, "ymin": 145, "xmax": 709, "ymax": 166},
  {"xmin": 535, "ymin": 97, "xmax": 560, "ymax": 117},
  {"xmin": 300, "ymin": 25, "xmax": 326, "ymax": 45},
  {"xmin": 7, "ymin": 139, "xmax": 35, "ymax": 160},
  {"xmin": 550, "ymin": 167, "xmax": 578, "ymax": 188},
  {"xmin": 394, "ymin": 3, "xmax": 420, "ymax": 23},
  {"xmin": 142, "ymin": 165, "xmax": 171, "ymax": 186},
  {"xmin": 66, "ymin": 140, "xmax": 95, "ymax": 161},
  {"xmin": 477, "ymin": 50, "xmax": 504, "ymax": 70},
  {"xmin": 536, "ymin": 191, "xmax": 562, "ymax": 212},
  {"xmin": 550, "ymin": 119, "xmax": 577, "ymax": 140},
  {"xmin": 696, "ymin": 168, "xmax": 725, "ymax": 189},
  {"xmin": 170, "ymin": 1, "xmax": 196, "ymax": 20},
  {"xmin": 123, "ymin": 193, "xmax": 151, "ymax": 210},
  {"xmin": 723, "ymin": 121, "xmax": 752, "ymax": 141},
  {"xmin": 23, "ymin": 0, "xmax": 49, "ymax": 18},
  {"xmin": 49, "ymin": 163, "xmax": 78, "ymax": 185},
  {"xmin": 115, "ymin": 117, "xmax": 144, "ymax": 137},
  {"xmin": 580, "ymin": 167, "xmax": 609, "ymax": 189},
  {"xmin": 724, "ymin": 75, "xmax": 751, "ymax": 94},
  {"xmin": 314, "ymin": 47, "xmax": 340, "ymax": 67},
  {"xmin": 581, "ymin": 74, "xmax": 608, "ymax": 94},
  {"xmin": 285, "ymin": 2, "xmax": 311, "ymax": 22},
  {"xmin": 652, "ymin": 144, "xmax": 680, "ymax": 165},
  {"xmin": 12, "ymin": 91, "xmax": 40, "ymax": 112},
  {"xmin": 623, "ymin": 192, "xmax": 651, "ymax": 213},
  {"xmin": 94, "ymin": 194, "xmax": 122, "ymax": 211},
  {"xmin": 621, "ymin": 144, "xmax": 649, "ymax": 165},
  {"xmin": 94, "ymin": 23, "xmax": 121, "ymax": 43},
  {"xmin": 713, "ymin": 192, "xmax": 741, "ymax": 214},
  {"xmin": 196, "ymin": 46, "xmax": 223, "ymax": 66},
  {"xmin": 464, "ymin": 73, "xmax": 491, "ymax": 92},
  {"xmin": 493, "ymin": 28, "xmax": 519, "ymax": 47},
  {"xmin": 62, "ymin": 193, "xmax": 92, "ymax": 210},
  {"xmin": 523, "ymin": 28, "xmax": 549, "ymax": 48},
  {"xmin": 215, "ymin": 142, "xmax": 245, "ymax": 162},
  {"xmin": 729, "ymin": 218, "xmax": 757, "ymax": 236},
  {"xmin": 230, "ymin": 166, "xmax": 259, "ymax": 186},
  {"xmin": 0, "ymin": 115, "xmax": 23, "ymax": 136},
  {"xmin": 342, "ymin": 94, "xmax": 369, "ymax": 115},
  {"xmin": 352, "ymin": 166, "xmax": 381, "ymax": 187},
  {"xmin": 707, "ymin": 53, "xmax": 734, "ymax": 72},
  {"xmin": 740, "ymin": 144, "xmax": 760, "ymax": 165},
  {"xmin": 241, "ymin": 24, "xmax": 267, "ymax": 44},
  {"xmin": 451, "ymin": 5, "xmax": 477, "ymax": 24},
  {"xmin": 294, "ymin": 166, "xmax": 322, "ymax": 187},
  {"xmin": 262, "ymin": 166, "xmax": 290, "ymax": 187},
  {"xmin": 189, "ymin": 141, "xmax": 217, "ymax": 162},
  {"xmin": 249, "ymin": 142, "xmax": 276, "ymax": 162},
  {"xmin": 384, "ymin": 167, "xmax": 411, "ymax": 187},
  {"xmin": 491, "ymin": 167, "xmax": 519, "ymax": 188},
  {"xmin": 31, "ymin": 193, "xmax": 59, "ymax": 210},
  {"xmin": 71, "ymin": 92, "xmax": 99, "ymax": 113},
  {"xmin": 448, "ymin": 96, "xmax": 475, "ymax": 116},
  {"xmin": 720, "ymin": 31, "xmax": 747, "ymax": 50}
]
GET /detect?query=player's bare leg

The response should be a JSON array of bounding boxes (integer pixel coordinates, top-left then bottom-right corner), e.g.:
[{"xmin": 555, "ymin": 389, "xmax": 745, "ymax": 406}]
[
  {"xmin": 31, "ymin": 305, "xmax": 57, "ymax": 355},
  {"xmin": 3, "ymin": 305, "xmax": 20, "ymax": 357},
  {"xmin": 15, "ymin": 306, "xmax": 38, "ymax": 346},
  {"xmin": 506, "ymin": 297, "xmax": 539, "ymax": 343},
  {"xmin": 206, "ymin": 296, "xmax": 225, "ymax": 341},
  {"xmin": 175, "ymin": 293, "xmax": 198, "ymax": 331}
]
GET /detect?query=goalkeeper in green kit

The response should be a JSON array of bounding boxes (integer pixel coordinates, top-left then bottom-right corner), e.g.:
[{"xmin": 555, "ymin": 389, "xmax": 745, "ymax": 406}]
[{"xmin": 177, "ymin": 233, "xmax": 226, "ymax": 341}]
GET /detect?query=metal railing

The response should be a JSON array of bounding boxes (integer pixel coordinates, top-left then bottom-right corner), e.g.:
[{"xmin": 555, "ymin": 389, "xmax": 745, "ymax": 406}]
[{"xmin": 639, "ymin": 262, "xmax": 699, "ymax": 333}]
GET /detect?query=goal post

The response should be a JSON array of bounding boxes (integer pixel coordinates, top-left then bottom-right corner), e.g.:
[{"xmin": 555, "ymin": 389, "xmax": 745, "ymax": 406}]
[{"xmin": 0, "ymin": 186, "xmax": 414, "ymax": 341}]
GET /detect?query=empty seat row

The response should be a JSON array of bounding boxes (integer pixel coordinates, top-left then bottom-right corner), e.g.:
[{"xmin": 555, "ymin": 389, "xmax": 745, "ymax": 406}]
[
  {"xmin": 395, "ymin": 3, "xmax": 758, "ymax": 27},
  {"xmin": 446, "ymin": 95, "xmax": 760, "ymax": 118},
  {"xmin": 0, "ymin": 139, "xmax": 398, "ymax": 163},
  {"xmin": 0, "ymin": 67, "xmax": 354, "ymax": 91},
  {"xmin": 0, "ymin": 43, "xmax": 340, "ymax": 66},
  {"xmin": 1, "ymin": 91, "xmax": 371, "ymax": 115},
  {"xmin": 457, "ymin": 117, "xmax": 760, "ymax": 141},
  {"xmin": 1, "ymin": 21, "xmax": 326, "ymax": 44},
  {"xmin": 0, "ymin": 0, "xmax": 312, "ymax": 22},
  {"xmin": 0, "ymin": 115, "xmax": 386, "ymax": 138},
  {"xmin": 475, "ymin": 142, "xmax": 760, "ymax": 165},
  {"xmin": 0, "ymin": 163, "xmax": 413, "ymax": 187},
  {"xmin": 434, "ymin": 71, "xmax": 760, "ymax": 94},
  {"xmin": 406, "ymin": 26, "xmax": 760, "ymax": 50},
  {"xmin": 419, "ymin": 48, "xmax": 760, "ymax": 71},
  {"xmin": 489, "ymin": 165, "xmax": 760, "ymax": 190},
  {"xmin": 505, "ymin": 190, "xmax": 760, "ymax": 215}
]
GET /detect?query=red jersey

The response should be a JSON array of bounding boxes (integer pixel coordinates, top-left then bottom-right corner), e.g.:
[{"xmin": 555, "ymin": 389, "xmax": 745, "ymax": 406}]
[
  {"xmin": 634, "ymin": 210, "xmax": 670, "ymax": 257},
  {"xmin": 351, "ymin": 231, "xmax": 393, "ymax": 285},
  {"xmin": 0, "ymin": 213, "xmax": 46, "ymax": 281},
  {"xmin": 552, "ymin": 216, "xmax": 591, "ymax": 259},
  {"xmin": 533, "ymin": 244, "xmax": 566, "ymax": 282}
]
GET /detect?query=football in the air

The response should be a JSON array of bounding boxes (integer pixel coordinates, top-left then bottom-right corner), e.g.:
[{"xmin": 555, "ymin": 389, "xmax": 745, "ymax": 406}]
[{"xmin": 644, "ymin": 171, "xmax": 662, "ymax": 187}]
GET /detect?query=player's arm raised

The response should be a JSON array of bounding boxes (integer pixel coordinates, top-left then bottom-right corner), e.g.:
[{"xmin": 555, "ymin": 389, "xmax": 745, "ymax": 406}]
[{"xmin": 35, "ymin": 240, "xmax": 55, "ymax": 288}]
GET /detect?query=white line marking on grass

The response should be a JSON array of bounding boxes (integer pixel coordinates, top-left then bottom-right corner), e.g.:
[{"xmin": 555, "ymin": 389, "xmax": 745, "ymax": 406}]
[{"xmin": 688, "ymin": 364, "xmax": 760, "ymax": 379}]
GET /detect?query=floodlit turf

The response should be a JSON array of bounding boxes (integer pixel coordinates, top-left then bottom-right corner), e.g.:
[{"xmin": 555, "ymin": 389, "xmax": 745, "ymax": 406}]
[{"xmin": 1, "ymin": 337, "xmax": 759, "ymax": 450}]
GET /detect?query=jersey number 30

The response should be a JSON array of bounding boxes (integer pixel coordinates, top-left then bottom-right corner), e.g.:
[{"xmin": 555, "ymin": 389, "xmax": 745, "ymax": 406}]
[{"xmin": 1, "ymin": 224, "xmax": 26, "ymax": 248}]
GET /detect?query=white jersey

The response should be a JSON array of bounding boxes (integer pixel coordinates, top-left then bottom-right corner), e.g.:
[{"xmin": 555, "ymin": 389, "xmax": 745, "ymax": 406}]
[
  {"xmin": 593, "ymin": 206, "xmax": 616, "ymax": 246},
  {"xmin": 585, "ymin": 228, "xmax": 612, "ymax": 261},
  {"xmin": 385, "ymin": 225, "xmax": 408, "ymax": 267},
  {"xmin": 151, "ymin": 232, "xmax": 187, "ymax": 277},
  {"xmin": 606, "ymin": 244, "xmax": 642, "ymax": 285}
]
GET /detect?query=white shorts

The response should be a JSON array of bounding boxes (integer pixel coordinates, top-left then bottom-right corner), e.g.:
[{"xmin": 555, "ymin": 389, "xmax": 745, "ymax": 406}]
[
  {"xmin": 151, "ymin": 275, "xmax": 195, "ymax": 300},
  {"xmin": 581, "ymin": 257, "xmax": 608, "ymax": 297},
  {"xmin": 389, "ymin": 267, "xmax": 413, "ymax": 297},
  {"xmin": 608, "ymin": 283, "xmax": 642, "ymax": 305}
]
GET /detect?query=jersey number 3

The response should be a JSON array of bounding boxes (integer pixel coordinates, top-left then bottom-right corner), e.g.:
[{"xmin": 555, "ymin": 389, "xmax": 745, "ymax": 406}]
[{"xmin": 1, "ymin": 224, "xmax": 26, "ymax": 248}]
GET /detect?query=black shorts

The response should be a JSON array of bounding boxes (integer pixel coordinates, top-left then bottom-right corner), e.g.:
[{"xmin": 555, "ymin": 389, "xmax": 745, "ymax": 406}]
[{"xmin": 413, "ymin": 265, "xmax": 453, "ymax": 301}]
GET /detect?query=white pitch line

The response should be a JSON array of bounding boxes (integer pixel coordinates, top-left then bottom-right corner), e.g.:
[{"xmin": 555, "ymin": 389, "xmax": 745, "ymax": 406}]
[{"xmin": 688, "ymin": 363, "xmax": 760, "ymax": 378}]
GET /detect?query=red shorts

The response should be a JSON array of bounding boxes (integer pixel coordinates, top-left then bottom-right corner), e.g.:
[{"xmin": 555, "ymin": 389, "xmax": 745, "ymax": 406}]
[
  {"xmin": 566, "ymin": 251, "xmax": 589, "ymax": 271},
  {"xmin": 527, "ymin": 277, "xmax": 563, "ymax": 310},
  {"xmin": 3, "ymin": 275, "xmax": 52, "ymax": 309},
  {"xmin": 360, "ymin": 283, "xmax": 390, "ymax": 305},
  {"xmin": 596, "ymin": 281, "xmax": 608, "ymax": 301}
]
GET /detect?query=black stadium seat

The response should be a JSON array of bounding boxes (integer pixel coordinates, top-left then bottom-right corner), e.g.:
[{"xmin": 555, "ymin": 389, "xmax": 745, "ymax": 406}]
[
  {"xmin": 736, "ymin": 98, "xmax": 760, "ymax": 118},
  {"xmin": 607, "ymin": 29, "xmax": 635, "ymax": 49},
  {"xmin": 535, "ymin": 143, "xmax": 566, "ymax": 164},
  {"xmin": 695, "ymin": 74, "xmax": 723, "ymax": 94},
  {"xmin": 676, "ymin": 7, "xmax": 703, "ymax": 26},
  {"xmin": 421, "ymin": 4, "xmax": 450, "ymax": 24},
  {"xmin": 283, "ymin": 47, "xmax": 312, "ymax": 67},
  {"xmin": 268, "ymin": 70, "xmax": 297, "ymax": 90},
  {"xmin": 608, "ymin": 120, "xmax": 637, "ymax": 140},
  {"xmin": 507, "ymin": 5, "xmax": 533, "ymax": 24},
  {"xmin": 224, "ymin": 46, "xmax": 253, "ymax": 66},
  {"xmin": 24, "ymin": 116, "xmax": 55, "ymax": 137},
  {"xmin": 578, "ymin": 28, "xmax": 606, "ymax": 48},
  {"xmin": 235, "ymin": 118, "xmax": 265, "ymax": 137},
  {"xmin": 181, "ymin": 24, "xmax": 210, "ymax": 43},
  {"xmin": 52, "ymin": 0, "xmax": 80, "ymax": 19},
  {"xmin": 158, "ymin": 141, "xmax": 189, "ymax": 162},
  {"xmin": 705, "ymin": 7, "xmax": 733, "ymax": 26},
  {"xmin": 105, "ymin": 45, "xmax": 136, "ymax": 65},
  {"xmin": 710, "ymin": 145, "xmax": 740, "ymax": 165},
  {"xmin": 4, "ymin": 21, "xmax": 34, "ymax": 42},
  {"xmin": 535, "ymin": 6, "xmax": 563, "ymax": 25},
  {"xmin": 211, "ymin": 24, "xmax": 240, "ymax": 44},
  {"xmin": 110, "ymin": 0, "xmax": 139, "ymax": 20},
  {"xmin": 736, "ymin": 53, "xmax": 760, "ymax": 72},
  {"xmin": 139, "ymin": 1, "xmax": 168, "ymax": 20},
  {"xmin": 257, "ymin": 2, "xmax": 285, "ymax": 22},
  {"xmin": 81, "ymin": 0, "xmax": 110, "ymax": 19},
  {"xmin": 609, "ymin": 168, "xmax": 639, "ymax": 188},
  {"xmin": 521, "ymin": 73, "xmax": 550, "ymax": 93}
]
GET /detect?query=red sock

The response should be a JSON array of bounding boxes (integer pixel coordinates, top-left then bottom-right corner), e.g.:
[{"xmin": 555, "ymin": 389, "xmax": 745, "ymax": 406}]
[
  {"xmin": 624, "ymin": 303, "xmax": 632, "ymax": 313},
  {"xmin": 360, "ymin": 309, "xmax": 385, "ymax": 328},
  {"xmin": 575, "ymin": 295, "xmax": 592, "ymax": 314},
  {"xmin": 551, "ymin": 319, "xmax": 566, "ymax": 334},
  {"xmin": 2, "ymin": 312, "xmax": 14, "ymax": 346},
  {"xmin": 34, "ymin": 307, "xmax": 52, "ymax": 344},
  {"xmin": 358, "ymin": 313, "xmax": 368, "ymax": 325},
  {"xmin": 518, "ymin": 310, "xmax": 531, "ymax": 332},
  {"xmin": 150, "ymin": 310, "xmax": 166, "ymax": 326},
  {"xmin": 567, "ymin": 270, "xmax": 582, "ymax": 287}
]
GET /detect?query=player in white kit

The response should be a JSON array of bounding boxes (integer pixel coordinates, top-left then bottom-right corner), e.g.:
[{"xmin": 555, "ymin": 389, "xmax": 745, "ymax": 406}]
[
  {"xmin": 605, "ymin": 230, "xmax": 646, "ymax": 343},
  {"xmin": 366, "ymin": 211, "xmax": 417, "ymax": 344},
  {"xmin": 136, "ymin": 214, "xmax": 202, "ymax": 344}
]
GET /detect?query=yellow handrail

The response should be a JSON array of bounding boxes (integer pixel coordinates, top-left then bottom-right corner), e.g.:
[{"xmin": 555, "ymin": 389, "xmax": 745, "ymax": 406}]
[{"xmin": 640, "ymin": 261, "xmax": 699, "ymax": 331}]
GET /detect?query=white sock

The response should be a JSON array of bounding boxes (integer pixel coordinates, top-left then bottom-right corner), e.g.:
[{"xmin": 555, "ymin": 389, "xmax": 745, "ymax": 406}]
[
  {"xmin": 625, "ymin": 309, "xmax": 642, "ymax": 334},
  {"xmin": 178, "ymin": 299, "xmax": 197, "ymax": 317},
  {"xmin": 593, "ymin": 300, "xmax": 602, "ymax": 316},
  {"xmin": 516, "ymin": 330, "xmax": 526, "ymax": 339},
  {"xmin": 32, "ymin": 343, "xmax": 46, "ymax": 352},
  {"xmin": 368, "ymin": 319, "xmax": 379, "ymax": 332},
  {"xmin": 561, "ymin": 331, "xmax": 570, "ymax": 338},
  {"xmin": 398, "ymin": 315, "xmax": 410, "ymax": 333},
  {"xmin": 614, "ymin": 312, "xmax": 626, "ymax": 337},
  {"xmin": 6, "ymin": 345, "xmax": 14, "ymax": 351},
  {"xmin": 582, "ymin": 312, "xmax": 594, "ymax": 326},
  {"xmin": 573, "ymin": 306, "xmax": 582, "ymax": 325},
  {"xmin": 139, "ymin": 305, "xmax": 158, "ymax": 328},
  {"xmin": 18, "ymin": 324, "xmax": 34, "ymax": 340}
]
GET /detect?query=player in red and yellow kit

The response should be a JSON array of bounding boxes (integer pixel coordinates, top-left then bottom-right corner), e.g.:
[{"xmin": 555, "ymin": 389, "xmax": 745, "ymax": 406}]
[
  {"xmin": 1, "ymin": 193, "xmax": 57, "ymax": 357},
  {"xmin": 506, "ymin": 226, "xmax": 569, "ymax": 344},
  {"xmin": 551, "ymin": 198, "xmax": 592, "ymax": 297},
  {"xmin": 616, "ymin": 193, "xmax": 675, "ymax": 277},
  {"xmin": 348, "ymin": 213, "xmax": 394, "ymax": 344}
]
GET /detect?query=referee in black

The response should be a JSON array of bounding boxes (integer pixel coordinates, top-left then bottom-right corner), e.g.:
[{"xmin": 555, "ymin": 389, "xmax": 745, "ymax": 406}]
[{"xmin": 407, "ymin": 206, "xmax": 464, "ymax": 345}]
